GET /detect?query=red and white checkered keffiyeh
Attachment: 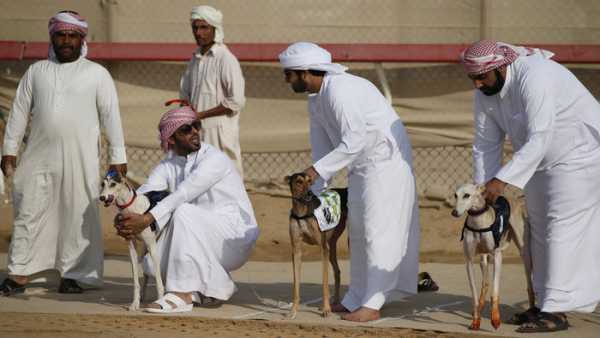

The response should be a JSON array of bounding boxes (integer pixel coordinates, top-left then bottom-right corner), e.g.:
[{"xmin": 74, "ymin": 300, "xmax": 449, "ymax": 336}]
[
  {"xmin": 460, "ymin": 40, "xmax": 520, "ymax": 75},
  {"xmin": 158, "ymin": 105, "xmax": 197, "ymax": 152},
  {"xmin": 48, "ymin": 11, "xmax": 88, "ymax": 37}
]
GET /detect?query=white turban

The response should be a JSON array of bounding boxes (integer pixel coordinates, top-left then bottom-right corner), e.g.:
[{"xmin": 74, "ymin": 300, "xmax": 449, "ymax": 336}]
[
  {"xmin": 190, "ymin": 5, "xmax": 224, "ymax": 43},
  {"xmin": 279, "ymin": 42, "xmax": 348, "ymax": 74}
]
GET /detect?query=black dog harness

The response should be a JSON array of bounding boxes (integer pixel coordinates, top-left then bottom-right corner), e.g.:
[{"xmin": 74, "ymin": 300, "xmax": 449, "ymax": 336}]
[{"xmin": 461, "ymin": 196, "xmax": 511, "ymax": 248}]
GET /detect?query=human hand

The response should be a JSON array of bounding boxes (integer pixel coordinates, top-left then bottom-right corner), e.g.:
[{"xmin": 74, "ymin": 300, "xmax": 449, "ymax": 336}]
[
  {"xmin": 109, "ymin": 163, "xmax": 128, "ymax": 177},
  {"xmin": 114, "ymin": 213, "xmax": 155, "ymax": 240},
  {"xmin": 483, "ymin": 178, "xmax": 507, "ymax": 205},
  {"xmin": 1, "ymin": 155, "xmax": 16, "ymax": 177},
  {"xmin": 303, "ymin": 166, "xmax": 319, "ymax": 184}
]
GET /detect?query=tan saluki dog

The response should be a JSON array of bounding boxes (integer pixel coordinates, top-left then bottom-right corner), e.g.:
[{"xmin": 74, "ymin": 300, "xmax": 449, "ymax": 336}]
[{"xmin": 452, "ymin": 183, "xmax": 535, "ymax": 330}]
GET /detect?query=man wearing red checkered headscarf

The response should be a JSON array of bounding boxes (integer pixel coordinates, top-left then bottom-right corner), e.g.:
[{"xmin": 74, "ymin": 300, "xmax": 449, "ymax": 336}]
[
  {"xmin": 0, "ymin": 10, "xmax": 126, "ymax": 296},
  {"xmin": 114, "ymin": 102, "xmax": 258, "ymax": 313},
  {"xmin": 461, "ymin": 40, "xmax": 600, "ymax": 332}
]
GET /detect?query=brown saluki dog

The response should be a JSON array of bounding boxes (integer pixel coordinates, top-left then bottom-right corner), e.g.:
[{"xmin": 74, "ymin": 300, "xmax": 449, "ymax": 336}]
[{"xmin": 285, "ymin": 172, "xmax": 348, "ymax": 319}]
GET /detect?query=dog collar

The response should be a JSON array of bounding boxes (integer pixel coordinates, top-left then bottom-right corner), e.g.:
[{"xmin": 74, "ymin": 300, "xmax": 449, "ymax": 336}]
[
  {"xmin": 467, "ymin": 205, "xmax": 489, "ymax": 216},
  {"xmin": 116, "ymin": 188, "xmax": 137, "ymax": 210}
]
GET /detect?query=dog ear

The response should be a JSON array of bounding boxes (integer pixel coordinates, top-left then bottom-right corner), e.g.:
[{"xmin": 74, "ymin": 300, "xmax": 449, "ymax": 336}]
[{"xmin": 476, "ymin": 184, "xmax": 486, "ymax": 194}]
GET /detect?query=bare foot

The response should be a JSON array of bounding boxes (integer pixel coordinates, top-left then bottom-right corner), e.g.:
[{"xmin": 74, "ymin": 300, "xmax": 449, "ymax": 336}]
[
  {"xmin": 331, "ymin": 303, "xmax": 349, "ymax": 313},
  {"xmin": 341, "ymin": 307, "xmax": 380, "ymax": 322}
]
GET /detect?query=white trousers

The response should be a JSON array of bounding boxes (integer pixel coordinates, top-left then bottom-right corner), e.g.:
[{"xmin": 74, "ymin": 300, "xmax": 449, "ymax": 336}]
[{"xmin": 144, "ymin": 203, "xmax": 258, "ymax": 300}]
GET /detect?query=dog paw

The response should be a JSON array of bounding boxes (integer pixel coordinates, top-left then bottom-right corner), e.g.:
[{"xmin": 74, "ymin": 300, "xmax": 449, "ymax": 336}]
[
  {"xmin": 491, "ymin": 318, "xmax": 501, "ymax": 330},
  {"xmin": 128, "ymin": 303, "xmax": 140, "ymax": 311},
  {"xmin": 469, "ymin": 318, "xmax": 481, "ymax": 330},
  {"xmin": 321, "ymin": 309, "xmax": 331, "ymax": 318},
  {"xmin": 285, "ymin": 310, "xmax": 297, "ymax": 320}
]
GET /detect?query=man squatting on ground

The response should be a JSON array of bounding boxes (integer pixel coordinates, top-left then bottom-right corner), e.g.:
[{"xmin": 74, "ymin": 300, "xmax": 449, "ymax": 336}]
[
  {"xmin": 0, "ymin": 10, "xmax": 127, "ymax": 295},
  {"xmin": 461, "ymin": 40, "xmax": 600, "ymax": 332},
  {"xmin": 279, "ymin": 42, "xmax": 420, "ymax": 322},
  {"xmin": 115, "ymin": 105, "xmax": 259, "ymax": 313},
  {"xmin": 179, "ymin": 5, "xmax": 246, "ymax": 177}
]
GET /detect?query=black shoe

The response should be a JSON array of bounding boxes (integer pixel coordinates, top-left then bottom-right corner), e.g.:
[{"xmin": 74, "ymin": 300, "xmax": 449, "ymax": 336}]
[
  {"xmin": 0, "ymin": 278, "xmax": 26, "ymax": 296},
  {"xmin": 58, "ymin": 278, "xmax": 83, "ymax": 294}
]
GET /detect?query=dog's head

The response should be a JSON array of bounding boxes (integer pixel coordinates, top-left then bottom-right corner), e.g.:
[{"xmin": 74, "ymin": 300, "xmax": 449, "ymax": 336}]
[
  {"xmin": 451, "ymin": 183, "xmax": 486, "ymax": 217},
  {"xmin": 99, "ymin": 170, "xmax": 129, "ymax": 207},
  {"xmin": 285, "ymin": 172, "xmax": 314, "ymax": 199}
]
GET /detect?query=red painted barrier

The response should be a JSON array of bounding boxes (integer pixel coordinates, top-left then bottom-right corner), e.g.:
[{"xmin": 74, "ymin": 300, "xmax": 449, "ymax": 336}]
[{"xmin": 2, "ymin": 41, "xmax": 600, "ymax": 63}]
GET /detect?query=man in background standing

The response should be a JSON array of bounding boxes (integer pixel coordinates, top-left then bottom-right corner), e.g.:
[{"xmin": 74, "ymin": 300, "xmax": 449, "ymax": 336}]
[
  {"xmin": 180, "ymin": 5, "xmax": 246, "ymax": 177},
  {"xmin": 0, "ymin": 10, "xmax": 127, "ymax": 295}
]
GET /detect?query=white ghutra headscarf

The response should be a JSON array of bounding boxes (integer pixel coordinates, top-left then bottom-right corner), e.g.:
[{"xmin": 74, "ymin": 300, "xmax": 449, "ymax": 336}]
[
  {"xmin": 190, "ymin": 5, "xmax": 224, "ymax": 44},
  {"xmin": 279, "ymin": 42, "xmax": 348, "ymax": 74}
]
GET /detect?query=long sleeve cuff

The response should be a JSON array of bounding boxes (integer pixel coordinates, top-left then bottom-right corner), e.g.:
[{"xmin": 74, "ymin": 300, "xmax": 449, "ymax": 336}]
[
  {"xmin": 2, "ymin": 140, "xmax": 20, "ymax": 156},
  {"xmin": 149, "ymin": 207, "xmax": 171, "ymax": 232},
  {"xmin": 108, "ymin": 146, "xmax": 127, "ymax": 164}
]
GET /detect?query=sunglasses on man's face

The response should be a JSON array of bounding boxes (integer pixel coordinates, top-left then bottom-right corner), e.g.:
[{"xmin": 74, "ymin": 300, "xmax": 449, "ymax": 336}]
[{"xmin": 177, "ymin": 121, "xmax": 203, "ymax": 135}]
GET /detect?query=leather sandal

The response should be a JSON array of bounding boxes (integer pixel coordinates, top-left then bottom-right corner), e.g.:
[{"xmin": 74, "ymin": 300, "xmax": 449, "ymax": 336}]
[
  {"xmin": 58, "ymin": 278, "xmax": 83, "ymax": 294},
  {"xmin": 508, "ymin": 306, "xmax": 540, "ymax": 325},
  {"xmin": 417, "ymin": 272, "xmax": 439, "ymax": 292},
  {"xmin": 516, "ymin": 312, "xmax": 569, "ymax": 333},
  {"xmin": 0, "ymin": 278, "xmax": 26, "ymax": 296},
  {"xmin": 193, "ymin": 292, "xmax": 223, "ymax": 308}
]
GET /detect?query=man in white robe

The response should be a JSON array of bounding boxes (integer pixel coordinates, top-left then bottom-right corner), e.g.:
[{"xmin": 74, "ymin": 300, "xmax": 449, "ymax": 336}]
[
  {"xmin": 278, "ymin": 42, "xmax": 420, "ymax": 322},
  {"xmin": 115, "ymin": 104, "xmax": 258, "ymax": 313},
  {"xmin": 0, "ymin": 11, "xmax": 127, "ymax": 295},
  {"xmin": 179, "ymin": 5, "xmax": 246, "ymax": 177},
  {"xmin": 461, "ymin": 39, "xmax": 600, "ymax": 332}
]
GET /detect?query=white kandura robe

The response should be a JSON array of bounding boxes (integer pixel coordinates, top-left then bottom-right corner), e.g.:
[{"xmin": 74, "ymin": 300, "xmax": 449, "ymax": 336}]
[
  {"xmin": 473, "ymin": 54, "xmax": 600, "ymax": 313},
  {"xmin": 308, "ymin": 72, "xmax": 420, "ymax": 311},
  {"xmin": 3, "ymin": 56, "xmax": 126, "ymax": 285},
  {"xmin": 180, "ymin": 43, "xmax": 246, "ymax": 177},
  {"xmin": 140, "ymin": 144, "xmax": 259, "ymax": 301}
]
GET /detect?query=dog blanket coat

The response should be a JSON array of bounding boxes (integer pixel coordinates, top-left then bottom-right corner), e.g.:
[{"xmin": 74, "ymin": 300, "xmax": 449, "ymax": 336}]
[
  {"xmin": 471, "ymin": 42, "xmax": 600, "ymax": 313},
  {"xmin": 139, "ymin": 143, "xmax": 258, "ymax": 301},
  {"xmin": 2, "ymin": 38, "xmax": 126, "ymax": 285},
  {"xmin": 314, "ymin": 190, "xmax": 342, "ymax": 232}
]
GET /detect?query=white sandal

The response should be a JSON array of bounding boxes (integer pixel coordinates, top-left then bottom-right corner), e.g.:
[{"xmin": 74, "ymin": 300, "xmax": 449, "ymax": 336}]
[{"xmin": 144, "ymin": 293, "xmax": 193, "ymax": 313}]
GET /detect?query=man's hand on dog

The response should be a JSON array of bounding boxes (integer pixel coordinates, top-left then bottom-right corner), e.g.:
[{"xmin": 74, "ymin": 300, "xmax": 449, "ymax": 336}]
[
  {"xmin": 303, "ymin": 166, "xmax": 320, "ymax": 183},
  {"xmin": 115, "ymin": 213, "xmax": 155, "ymax": 240},
  {"xmin": 1, "ymin": 155, "xmax": 16, "ymax": 177},
  {"xmin": 484, "ymin": 178, "xmax": 507, "ymax": 205}
]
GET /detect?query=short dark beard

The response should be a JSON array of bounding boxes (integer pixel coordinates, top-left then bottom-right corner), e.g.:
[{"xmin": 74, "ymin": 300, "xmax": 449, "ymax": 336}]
[
  {"xmin": 479, "ymin": 69, "xmax": 505, "ymax": 96},
  {"xmin": 292, "ymin": 78, "xmax": 308, "ymax": 93}
]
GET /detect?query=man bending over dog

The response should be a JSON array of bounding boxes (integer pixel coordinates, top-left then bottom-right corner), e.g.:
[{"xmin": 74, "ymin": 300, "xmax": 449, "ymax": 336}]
[
  {"xmin": 1, "ymin": 10, "xmax": 127, "ymax": 295},
  {"xmin": 461, "ymin": 40, "xmax": 600, "ymax": 332},
  {"xmin": 279, "ymin": 42, "xmax": 420, "ymax": 322},
  {"xmin": 115, "ymin": 104, "xmax": 259, "ymax": 313}
]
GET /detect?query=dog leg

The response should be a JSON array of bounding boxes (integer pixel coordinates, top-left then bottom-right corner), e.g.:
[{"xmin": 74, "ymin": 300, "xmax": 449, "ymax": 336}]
[
  {"xmin": 321, "ymin": 233, "xmax": 331, "ymax": 317},
  {"xmin": 141, "ymin": 228, "xmax": 165, "ymax": 300},
  {"xmin": 287, "ymin": 227, "xmax": 302, "ymax": 320},
  {"xmin": 490, "ymin": 250, "xmax": 502, "ymax": 329},
  {"xmin": 463, "ymin": 243, "xmax": 481, "ymax": 330},
  {"xmin": 478, "ymin": 254, "xmax": 489, "ymax": 316},
  {"xmin": 328, "ymin": 235, "xmax": 341, "ymax": 305},
  {"xmin": 522, "ymin": 223, "xmax": 535, "ymax": 309},
  {"xmin": 128, "ymin": 239, "xmax": 141, "ymax": 311}
]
